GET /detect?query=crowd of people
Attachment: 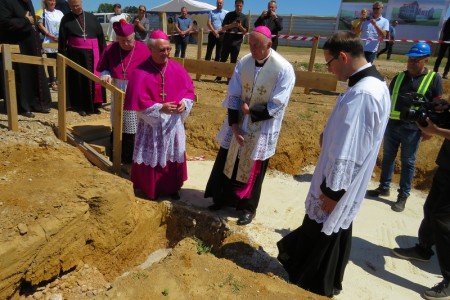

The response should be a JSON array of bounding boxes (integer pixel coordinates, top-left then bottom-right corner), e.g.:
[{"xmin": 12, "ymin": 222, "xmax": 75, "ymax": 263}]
[{"xmin": 1, "ymin": 0, "xmax": 450, "ymax": 299}]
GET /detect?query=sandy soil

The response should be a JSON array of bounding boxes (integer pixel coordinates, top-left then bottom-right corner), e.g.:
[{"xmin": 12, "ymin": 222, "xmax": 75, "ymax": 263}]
[{"xmin": 0, "ymin": 48, "xmax": 448, "ymax": 299}]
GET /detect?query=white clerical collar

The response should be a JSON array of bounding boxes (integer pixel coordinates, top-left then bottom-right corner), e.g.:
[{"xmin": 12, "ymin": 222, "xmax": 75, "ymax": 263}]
[
  {"xmin": 350, "ymin": 63, "xmax": 371, "ymax": 77},
  {"xmin": 256, "ymin": 49, "xmax": 272, "ymax": 64}
]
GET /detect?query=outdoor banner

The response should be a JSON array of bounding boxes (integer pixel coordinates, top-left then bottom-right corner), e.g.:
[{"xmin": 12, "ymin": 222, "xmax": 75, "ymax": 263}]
[{"xmin": 336, "ymin": 0, "xmax": 450, "ymax": 40}]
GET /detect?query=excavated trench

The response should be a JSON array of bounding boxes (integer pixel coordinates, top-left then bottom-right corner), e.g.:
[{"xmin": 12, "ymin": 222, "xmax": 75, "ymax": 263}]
[{"xmin": 10, "ymin": 200, "xmax": 265, "ymax": 299}]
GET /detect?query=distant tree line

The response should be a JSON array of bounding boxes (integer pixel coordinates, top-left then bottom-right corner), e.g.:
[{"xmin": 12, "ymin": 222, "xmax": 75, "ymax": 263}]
[{"xmin": 97, "ymin": 3, "xmax": 138, "ymax": 13}]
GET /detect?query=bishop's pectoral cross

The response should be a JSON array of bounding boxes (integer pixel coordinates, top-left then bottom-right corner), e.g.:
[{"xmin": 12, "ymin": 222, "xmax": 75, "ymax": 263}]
[
  {"xmin": 81, "ymin": 33, "xmax": 87, "ymax": 40},
  {"xmin": 122, "ymin": 71, "xmax": 127, "ymax": 79},
  {"xmin": 160, "ymin": 75, "xmax": 167, "ymax": 101}
]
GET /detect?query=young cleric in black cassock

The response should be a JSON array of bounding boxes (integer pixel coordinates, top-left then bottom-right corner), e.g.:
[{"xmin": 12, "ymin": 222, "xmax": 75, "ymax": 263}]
[
  {"xmin": 0, "ymin": 0, "xmax": 52, "ymax": 116},
  {"xmin": 58, "ymin": 8, "xmax": 106, "ymax": 115}
]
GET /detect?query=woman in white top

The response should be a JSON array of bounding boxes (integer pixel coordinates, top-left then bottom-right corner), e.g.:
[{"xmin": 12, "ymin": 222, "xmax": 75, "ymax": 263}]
[{"xmin": 38, "ymin": 0, "xmax": 64, "ymax": 91}]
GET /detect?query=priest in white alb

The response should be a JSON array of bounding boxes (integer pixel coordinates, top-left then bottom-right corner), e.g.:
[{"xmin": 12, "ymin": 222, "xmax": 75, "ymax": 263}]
[
  {"xmin": 204, "ymin": 26, "xmax": 295, "ymax": 225},
  {"xmin": 276, "ymin": 31, "xmax": 391, "ymax": 298},
  {"xmin": 125, "ymin": 30, "xmax": 195, "ymax": 200}
]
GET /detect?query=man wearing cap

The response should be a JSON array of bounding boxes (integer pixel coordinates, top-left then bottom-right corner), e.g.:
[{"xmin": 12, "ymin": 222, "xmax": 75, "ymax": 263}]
[
  {"xmin": 254, "ymin": 1, "xmax": 283, "ymax": 50},
  {"xmin": 367, "ymin": 42, "xmax": 443, "ymax": 212},
  {"xmin": 359, "ymin": 1, "xmax": 389, "ymax": 63},
  {"xmin": 205, "ymin": 0, "xmax": 228, "ymax": 62},
  {"xmin": 97, "ymin": 20, "xmax": 150, "ymax": 163},
  {"xmin": 125, "ymin": 30, "xmax": 196, "ymax": 201},
  {"xmin": 107, "ymin": 3, "xmax": 128, "ymax": 42},
  {"xmin": 59, "ymin": 0, "xmax": 106, "ymax": 116},
  {"xmin": 277, "ymin": 31, "xmax": 390, "ymax": 297},
  {"xmin": 205, "ymin": 26, "xmax": 295, "ymax": 225}
]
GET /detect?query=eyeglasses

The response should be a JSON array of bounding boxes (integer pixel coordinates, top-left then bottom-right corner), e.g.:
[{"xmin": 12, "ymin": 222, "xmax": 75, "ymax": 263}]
[
  {"xmin": 372, "ymin": 7, "xmax": 382, "ymax": 10},
  {"xmin": 139, "ymin": 9, "xmax": 146, "ymax": 12},
  {"xmin": 325, "ymin": 55, "xmax": 339, "ymax": 67},
  {"xmin": 158, "ymin": 47, "xmax": 172, "ymax": 53}
]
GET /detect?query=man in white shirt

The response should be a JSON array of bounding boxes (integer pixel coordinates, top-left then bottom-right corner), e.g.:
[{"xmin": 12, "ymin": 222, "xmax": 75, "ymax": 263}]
[{"xmin": 360, "ymin": 1, "xmax": 389, "ymax": 63}]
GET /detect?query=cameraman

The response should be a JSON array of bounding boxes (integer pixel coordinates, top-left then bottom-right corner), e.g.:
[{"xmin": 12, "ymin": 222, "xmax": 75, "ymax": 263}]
[
  {"xmin": 367, "ymin": 42, "xmax": 443, "ymax": 212},
  {"xmin": 254, "ymin": 1, "xmax": 283, "ymax": 50},
  {"xmin": 392, "ymin": 116, "xmax": 450, "ymax": 299}
]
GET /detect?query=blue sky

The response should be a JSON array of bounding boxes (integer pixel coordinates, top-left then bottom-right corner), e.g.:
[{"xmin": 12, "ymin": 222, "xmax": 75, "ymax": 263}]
[{"xmin": 31, "ymin": 0, "xmax": 341, "ymax": 17}]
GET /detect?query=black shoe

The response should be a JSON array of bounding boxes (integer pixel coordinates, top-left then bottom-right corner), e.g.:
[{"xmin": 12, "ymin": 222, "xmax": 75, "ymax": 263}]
[
  {"xmin": 213, "ymin": 77, "xmax": 221, "ymax": 83},
  {"xmin": 424, "ymin": 279, "xmax": 450, "ymax": 300},
  {"xmin": 170, "ymin": 192, "xmax": 180, "ymax": 200},
  {"xmin": 208, "ymin": 203, "xmax": 222, "ymax": 211},
  {"xmin": 392, "ymin": 245, "xmax": 432, "ymax": 262},
  {"xmin": 391, "ymin": 194, "xmax": 407, "ymax": 212},
  {"xmin": 366, "ymin": 187, "xmax": 390, "ymax": 197},
  {"xmin": 94, "ymin": 108, "xmax": 101, "ymax": 115},
  {"xmin": 78, "ymin": 110, "xmax": 87, "ymax": 117},
  {"xmin": 237, "ymin": 210, "xmax": 254, "ymax": 225},
  {"xmin": 21, "ymin": 111, "xmax": 35, "ymax": 118},
  {"xmin": 40, "ymin": 107, "xmax": 51, "ymax": 113}
]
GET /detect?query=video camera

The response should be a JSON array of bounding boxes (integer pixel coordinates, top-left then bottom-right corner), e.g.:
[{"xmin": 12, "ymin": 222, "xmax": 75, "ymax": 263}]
[{"xmin": 399, "ymin": 92, "xmax": 450, "ymax": 128}]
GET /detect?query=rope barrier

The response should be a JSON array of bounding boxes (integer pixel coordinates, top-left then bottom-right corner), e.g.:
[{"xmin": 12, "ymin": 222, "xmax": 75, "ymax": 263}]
[{"xmin": 154, "ymin": 29, "xmax": 450, "ymax": 44}]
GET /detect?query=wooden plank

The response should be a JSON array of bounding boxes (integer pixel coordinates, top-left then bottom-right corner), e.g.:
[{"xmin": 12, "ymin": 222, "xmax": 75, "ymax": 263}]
[
  {"xmin": 66, "ymin": 132, "xmax": 112, "ymax": 172},
  {"xmin": 11, "ymin": 53, "xmax": 56, "ymax": 68},
  {"xmin": 295, "ymin": 70, "xmax": 337, "ymax": 91},
  {"xmin": 171, "ymin": 57, "xmax": 184, "ymax": 66},
  {"xmin": 5, "ymin": 69, "xmax": 18, "ymax": 131},
  {"xmin": 0, "ymin": 44, "xmax": 20, "ymax": 53},
  {"xmin": 68, "ymin": 119, "xmax": 111, "ymax": 142},
  {"xmin": 195, "ymin": 28, "xmax": 204, "ymax": 81},
  {"xmin": 305, "ymin": 35, "xmax": 320, "ymax": 94},
  {"xmin": 57, "ymin": 54, "xmax": 67, "ymax": 142},
  {"xmin": 183, "ymin": 59, "xmax": 235, "ymax": 78},
  {"xmin": 89, "ymin": 143, "xmax": 106, "ymax": 155},
  {"xmin": 112, "ymin": 90, "xmax": 124, "ymax": 174},
  {"xmin": 2, "ymin": 45, "xmax": 18, "ymax": 131},
  {"xmin": 41, "ymin": 43, "xmax": 58, "ymax": 49}
]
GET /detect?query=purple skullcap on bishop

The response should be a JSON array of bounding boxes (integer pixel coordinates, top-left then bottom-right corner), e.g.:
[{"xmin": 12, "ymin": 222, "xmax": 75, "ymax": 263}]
[
  {"xmin": 113, "ymin": 20, "xmax": 134, "ymax": 37},
  {"xmin": 253, "ymin": 26, "xmax": 272, "ymax": 39},
  {"xmin": 149, "ymin": 30, "xmax": 169, "ymax": 41}
]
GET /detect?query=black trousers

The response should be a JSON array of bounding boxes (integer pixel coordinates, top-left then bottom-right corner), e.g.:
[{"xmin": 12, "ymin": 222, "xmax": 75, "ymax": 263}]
[
  {"xmin": 205, "ymin": 32, "xmax": 223, "ymax": 61},
  {"xmin": 220, "ymin": 38, "xmax": 243, "ymax": 64},
  {"xmin": 377, "ymin": 41, "xmax": 394, "ymax": 59},
  {"xmin": 434, "ymin": 43, "xmax": 450, "ymax": 76},
  {"xmin": 204, "ymin": 147, "xmax": 269, "ymax": 213},
  {"xmin": 418, "ymin": 167, "xmax": 450, "ymax": 281}
]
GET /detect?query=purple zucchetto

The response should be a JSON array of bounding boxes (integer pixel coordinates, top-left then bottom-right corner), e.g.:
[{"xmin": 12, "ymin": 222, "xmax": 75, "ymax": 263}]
[
  {"xmin": 253, "ymin": 26, "xmax": 272, "ymax": 39},
  {"xmin": 113, "ymin": 19, "xmax": 134, "ymax": 37},
  {"xmin": 149, "ymin": 30, "xmax": 169, "ymax": 41}
]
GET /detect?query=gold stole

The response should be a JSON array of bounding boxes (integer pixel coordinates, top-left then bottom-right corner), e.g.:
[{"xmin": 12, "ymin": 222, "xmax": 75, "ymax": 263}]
[{"xmin": 223, "ymin": 54, "xmax": 283, "ymax": 183}]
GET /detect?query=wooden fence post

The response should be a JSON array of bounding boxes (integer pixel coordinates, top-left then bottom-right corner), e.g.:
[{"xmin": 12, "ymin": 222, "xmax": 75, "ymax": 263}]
[
  {"xmin": 57, "ymin": 54, "xmax": 67, "ymax": 142},
  {"xmin": 2, "ymin": 44, "xmax": 18, "ymax": 131},
  {"xmin": 305, "ymin": 35, "xmax": 320, "ymax": 94},
  {"xmin": 112, "ymin": 90, "xmax": 124, "ymax": 174},
  {"xmin": 288, "ymin": 14, "xmax": 293, "ymax": 47},
  {"xmin": 195, "ymin": 28, "xmax": 204, "ymax": 81}
]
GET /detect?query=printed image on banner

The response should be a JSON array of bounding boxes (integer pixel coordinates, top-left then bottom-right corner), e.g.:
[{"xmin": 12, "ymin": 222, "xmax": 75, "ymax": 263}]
[{"xmin": 336, "ymin": 0, "xmax": 450, "ymax": 40}]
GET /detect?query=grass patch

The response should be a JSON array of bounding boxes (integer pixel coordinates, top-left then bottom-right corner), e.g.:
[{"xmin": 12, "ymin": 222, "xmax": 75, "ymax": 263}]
[{"xmin": 193, "ymin": 236, "xmax": 212, "ymax": 255}]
